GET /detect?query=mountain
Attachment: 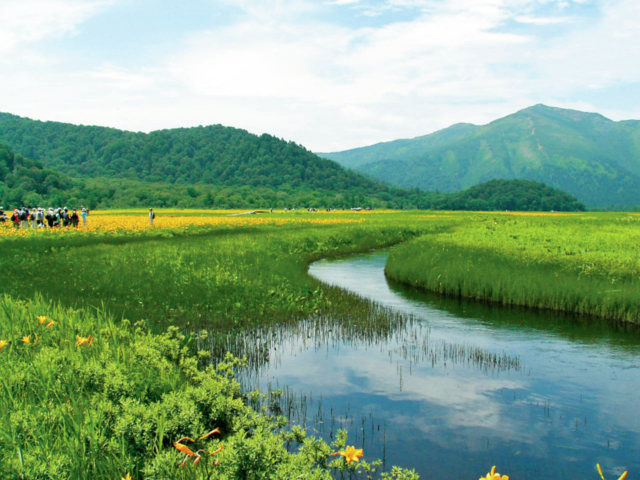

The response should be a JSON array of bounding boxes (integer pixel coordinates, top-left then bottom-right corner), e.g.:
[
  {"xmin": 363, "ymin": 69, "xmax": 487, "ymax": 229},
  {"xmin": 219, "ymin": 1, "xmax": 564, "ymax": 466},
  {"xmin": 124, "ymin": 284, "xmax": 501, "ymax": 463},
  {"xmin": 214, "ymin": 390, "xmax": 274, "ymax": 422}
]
[
  {"xmin": 0, "ymin": 111, "xmax": 585, "ymax": 211},
  {"xmin": 0, "ymin": 112, "xmax": 427, "ymax": 209},
  {"xmin": 319, "ymin": 105, "xmax": 640, "ymax": 208}
]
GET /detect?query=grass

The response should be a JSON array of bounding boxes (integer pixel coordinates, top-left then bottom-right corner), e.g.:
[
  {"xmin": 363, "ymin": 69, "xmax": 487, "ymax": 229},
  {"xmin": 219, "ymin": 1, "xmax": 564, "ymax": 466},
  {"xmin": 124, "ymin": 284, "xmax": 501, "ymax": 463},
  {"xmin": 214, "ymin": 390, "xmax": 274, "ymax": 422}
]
[
  {"xmin": 1, "ymin": 209, "xmax": 637, "ymax": 479},
  {"xmin": 385, "ymin": 212, "xmax": 640, "ymax": 324}
]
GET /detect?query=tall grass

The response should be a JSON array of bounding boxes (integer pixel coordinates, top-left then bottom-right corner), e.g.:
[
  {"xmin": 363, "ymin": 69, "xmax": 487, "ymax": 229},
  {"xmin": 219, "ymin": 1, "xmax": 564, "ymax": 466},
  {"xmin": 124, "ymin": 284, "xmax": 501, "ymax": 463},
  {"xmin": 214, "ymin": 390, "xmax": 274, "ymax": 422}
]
[{"xmin": 385, "ymin": 213, "xmax": 640, "ymax": 324}]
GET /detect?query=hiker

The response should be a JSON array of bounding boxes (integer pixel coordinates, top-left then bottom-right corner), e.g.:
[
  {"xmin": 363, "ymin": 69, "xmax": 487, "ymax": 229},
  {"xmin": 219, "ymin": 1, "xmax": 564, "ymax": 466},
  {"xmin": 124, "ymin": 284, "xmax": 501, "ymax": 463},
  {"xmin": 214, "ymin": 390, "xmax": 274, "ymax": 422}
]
[
  {"xmin": 70, "ymin": 209, "xmax": 79, "ymax": 228},
  {"xmin": 30, "ymin": 209, "xmax": 38, "ymax": 229},
  {"xmin": 62, "ymin": 208, "xmax": 70, "ymax": 227},
  {"xmin": 11, "ymin": 209, "xmax": 20, "ymax": 229},
  {"xmin": 149, "ymin": 208, "xmax": 155, "ymax": 227},
  {"xmin": 36, "ymin": 208, "xmax": 45, "ymax": 228},
  {"xmin": 19, "ymin": 208, "xmax": 28, "ymax": 229},
  {"xmin": 81, "ymin": 207, "xmax": 88, "ymax": 226}
]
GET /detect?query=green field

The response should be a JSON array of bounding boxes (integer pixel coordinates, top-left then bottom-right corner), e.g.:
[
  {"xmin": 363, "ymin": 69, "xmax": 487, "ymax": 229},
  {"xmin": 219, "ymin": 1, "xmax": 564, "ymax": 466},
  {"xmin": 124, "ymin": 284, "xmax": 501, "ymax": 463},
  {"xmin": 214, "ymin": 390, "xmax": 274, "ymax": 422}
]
[{"xmin": 1, "ymin": 210, "xmax": 638, "ymax": 479}]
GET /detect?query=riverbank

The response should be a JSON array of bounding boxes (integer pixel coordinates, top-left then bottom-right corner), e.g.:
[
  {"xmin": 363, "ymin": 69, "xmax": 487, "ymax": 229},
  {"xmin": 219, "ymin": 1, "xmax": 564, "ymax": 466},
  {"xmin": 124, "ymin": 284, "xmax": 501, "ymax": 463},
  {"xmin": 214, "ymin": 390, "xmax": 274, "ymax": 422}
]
[{"xmin": 385, "ymin": 213, "xmax": 640, "ymax": 324}]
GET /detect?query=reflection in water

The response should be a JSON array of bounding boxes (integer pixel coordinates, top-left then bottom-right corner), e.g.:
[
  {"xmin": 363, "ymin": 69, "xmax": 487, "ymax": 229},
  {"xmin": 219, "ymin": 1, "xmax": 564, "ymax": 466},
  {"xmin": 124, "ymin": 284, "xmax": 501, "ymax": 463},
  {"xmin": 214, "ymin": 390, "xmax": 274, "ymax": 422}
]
[{"xmin": 238, "ymin": 251, "xmax": 640, "ymax": 480}]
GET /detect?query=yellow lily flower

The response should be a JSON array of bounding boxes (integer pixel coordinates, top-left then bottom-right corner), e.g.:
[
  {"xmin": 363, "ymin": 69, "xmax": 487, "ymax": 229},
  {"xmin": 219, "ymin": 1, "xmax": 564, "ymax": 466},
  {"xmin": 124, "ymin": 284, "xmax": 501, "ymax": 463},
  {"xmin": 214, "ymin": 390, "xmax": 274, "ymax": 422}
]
[
  {"xmin": 0, "ymin": 339, "xmax": 7, "ymax": 349},
  {"xmin": 479, "ymin": 465, "xmax": 509, "ymax": 480},
  {"xmin": 22, "ymin": 335, "xmax": 31, "ymax": 344},
  {"xmin": 332, "ymin": 445, "xmax": 364, "ymax": 464},
  {"xmin": 121, "ymin": 474, "xmax": 132, "ymax": 480},
  {"xmin": 46, "ymin": 321, "xmax": 55, "ymax": 328},
  {"xmin": 76, "ymin": 335, "xmax": 95, "ymax": 347},
  {"xmin": 597, "ymin": 464, "xmax": 628, "ymax": 480},
  {"xmin": 37, "ymin": 315, "xmax": 47, "ymax": 325}
]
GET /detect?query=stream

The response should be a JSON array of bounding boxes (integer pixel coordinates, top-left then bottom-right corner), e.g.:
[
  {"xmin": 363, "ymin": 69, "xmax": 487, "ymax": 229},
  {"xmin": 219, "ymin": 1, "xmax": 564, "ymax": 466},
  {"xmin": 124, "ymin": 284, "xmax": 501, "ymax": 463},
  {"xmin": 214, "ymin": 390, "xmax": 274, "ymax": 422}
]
[{"xmin": 242, "ymin": 250, "xmax": 640, "ymax": 480}]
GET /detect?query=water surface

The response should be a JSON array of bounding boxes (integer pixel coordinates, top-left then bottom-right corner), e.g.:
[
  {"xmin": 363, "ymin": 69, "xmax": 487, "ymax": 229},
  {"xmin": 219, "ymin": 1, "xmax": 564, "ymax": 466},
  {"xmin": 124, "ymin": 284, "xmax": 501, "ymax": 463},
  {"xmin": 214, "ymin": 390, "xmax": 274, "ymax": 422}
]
[{"xmin": 244, "ymin": 251, "xmax": 640, "ymax": 480}]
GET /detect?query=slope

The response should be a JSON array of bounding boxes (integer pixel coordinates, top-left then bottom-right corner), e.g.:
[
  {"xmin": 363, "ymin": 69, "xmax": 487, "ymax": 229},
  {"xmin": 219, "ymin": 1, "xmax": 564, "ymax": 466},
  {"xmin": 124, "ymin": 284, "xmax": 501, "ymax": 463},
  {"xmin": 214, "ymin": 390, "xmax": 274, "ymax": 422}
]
[{"xmin": 320, "ymin": 105, "xmax": 640, "ymax": 207}]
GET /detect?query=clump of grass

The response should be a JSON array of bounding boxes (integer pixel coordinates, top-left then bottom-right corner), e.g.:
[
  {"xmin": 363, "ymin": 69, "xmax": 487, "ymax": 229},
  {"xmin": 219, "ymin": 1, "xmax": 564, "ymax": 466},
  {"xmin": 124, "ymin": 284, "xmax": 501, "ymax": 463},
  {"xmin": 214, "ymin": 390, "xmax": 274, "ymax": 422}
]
[{"xmin": 385, "ymin": 213, "xmax": 640, "ymax": 324}]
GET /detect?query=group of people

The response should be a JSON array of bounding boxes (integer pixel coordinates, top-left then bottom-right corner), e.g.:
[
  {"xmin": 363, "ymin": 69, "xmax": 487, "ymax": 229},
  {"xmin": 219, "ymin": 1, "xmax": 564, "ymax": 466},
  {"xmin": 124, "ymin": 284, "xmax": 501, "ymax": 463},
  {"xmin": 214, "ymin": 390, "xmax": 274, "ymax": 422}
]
[{"xmin": 0, "ymin": 206, "xmax": 89, "ymax": 229}]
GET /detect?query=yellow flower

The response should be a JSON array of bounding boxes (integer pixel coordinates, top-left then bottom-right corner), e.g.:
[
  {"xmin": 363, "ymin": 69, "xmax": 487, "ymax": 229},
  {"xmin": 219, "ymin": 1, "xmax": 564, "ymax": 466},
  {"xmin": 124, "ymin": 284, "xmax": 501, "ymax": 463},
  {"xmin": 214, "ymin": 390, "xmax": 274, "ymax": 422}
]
[
  {"xmin": 76, "ymin": 335, "xmax": 95, "ymax": 347},
  {"xmin": 332, "ymin": 446, "xmax": 364, "ymax": 464},
  {"xmin": 479, "ymin": 466, "xmax": 509, "ymax": 480},
  {"xmin": 37, "ymin": 315, "xmax": 47, "ymax": 325},
  {"xmin": 597, "ymin": 464, "xmax": 628, "ymax": 480},
  {"xmin": 0, "ymin": 339, "xmax": 7, "ymax": 350},
  {"xmin": 22, "ymin": 335, "xmax": 31, "ymax": 344},
  {"xmin": 121, "ymin": 474, "xmax": 132, "ymax": 480},
  {"xmin": 45, "ymin": 321, "xmax": 55, "ymax": 328}
]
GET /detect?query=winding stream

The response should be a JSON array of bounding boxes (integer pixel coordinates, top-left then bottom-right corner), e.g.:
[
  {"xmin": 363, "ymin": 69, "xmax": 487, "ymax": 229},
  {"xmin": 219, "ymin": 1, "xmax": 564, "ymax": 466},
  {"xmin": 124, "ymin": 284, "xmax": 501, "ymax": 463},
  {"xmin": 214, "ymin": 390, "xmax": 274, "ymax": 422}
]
[{"xmin": 243, "ymin": 250, "xmax": 640, "ymax": 480}]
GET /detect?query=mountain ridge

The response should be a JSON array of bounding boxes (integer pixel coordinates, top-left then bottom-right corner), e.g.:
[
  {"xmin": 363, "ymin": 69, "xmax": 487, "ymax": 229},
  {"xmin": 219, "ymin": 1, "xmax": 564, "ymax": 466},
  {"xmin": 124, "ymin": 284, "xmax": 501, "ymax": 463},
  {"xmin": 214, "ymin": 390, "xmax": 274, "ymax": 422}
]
[{"xmin": 319, "ymin": 105, "xmax": 640, "ymax": 207}]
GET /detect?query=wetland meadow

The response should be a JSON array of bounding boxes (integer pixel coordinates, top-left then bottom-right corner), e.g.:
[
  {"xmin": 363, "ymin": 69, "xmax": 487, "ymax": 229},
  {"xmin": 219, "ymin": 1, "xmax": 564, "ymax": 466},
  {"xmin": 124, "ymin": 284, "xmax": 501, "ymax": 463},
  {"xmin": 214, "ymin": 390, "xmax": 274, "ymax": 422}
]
[{"xmin": 0, "ymin": 210, "xmax": 638, "ymax": 480}]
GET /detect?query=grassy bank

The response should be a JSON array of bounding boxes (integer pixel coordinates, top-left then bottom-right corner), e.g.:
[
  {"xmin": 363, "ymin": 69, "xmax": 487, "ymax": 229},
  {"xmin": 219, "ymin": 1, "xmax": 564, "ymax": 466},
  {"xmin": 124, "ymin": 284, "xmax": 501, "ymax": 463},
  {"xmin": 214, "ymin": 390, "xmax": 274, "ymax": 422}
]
[
  {"xmin": 0, "ymin": 295, "xmax": 421, "ymax": 479},
  {"xmin": 385, "ymin": 212, "xmax": 640, "ymax": 324}
]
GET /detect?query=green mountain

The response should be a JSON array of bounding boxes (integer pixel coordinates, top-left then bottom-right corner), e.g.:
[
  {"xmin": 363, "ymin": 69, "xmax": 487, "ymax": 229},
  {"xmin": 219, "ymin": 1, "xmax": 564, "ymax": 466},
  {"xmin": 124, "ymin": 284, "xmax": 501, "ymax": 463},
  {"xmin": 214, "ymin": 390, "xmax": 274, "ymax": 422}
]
[
  {"xmin": 0, "ymin": 111, "xmax": 585, "ymax": 211},
  {"xmin": 432, "ymin": 179, "xmax": 585, "ymax": 211},
  {"xmin": 319, "ymin": 105, "xmax": 640, "ymax": 208},
  {"xmin": 0, "ymin": 112, "xmax": 428, "ymax": 209}
]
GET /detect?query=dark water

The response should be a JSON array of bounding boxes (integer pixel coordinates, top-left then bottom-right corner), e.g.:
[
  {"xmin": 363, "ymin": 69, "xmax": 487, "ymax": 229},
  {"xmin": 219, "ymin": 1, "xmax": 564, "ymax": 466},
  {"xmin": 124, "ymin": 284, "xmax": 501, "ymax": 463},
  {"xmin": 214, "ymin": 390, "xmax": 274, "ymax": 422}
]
[{"xmin": 244, "ymin": 251, "xmax": 640, "ymax": 480}]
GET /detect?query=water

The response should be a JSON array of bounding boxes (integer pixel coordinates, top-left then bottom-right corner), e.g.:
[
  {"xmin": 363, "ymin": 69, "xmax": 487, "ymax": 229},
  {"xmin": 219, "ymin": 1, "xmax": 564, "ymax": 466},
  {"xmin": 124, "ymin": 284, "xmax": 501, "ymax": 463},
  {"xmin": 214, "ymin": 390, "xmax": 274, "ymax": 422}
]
[{"xmin": 241, "ymin": 250, "xmax": 640, "ymax": 480}]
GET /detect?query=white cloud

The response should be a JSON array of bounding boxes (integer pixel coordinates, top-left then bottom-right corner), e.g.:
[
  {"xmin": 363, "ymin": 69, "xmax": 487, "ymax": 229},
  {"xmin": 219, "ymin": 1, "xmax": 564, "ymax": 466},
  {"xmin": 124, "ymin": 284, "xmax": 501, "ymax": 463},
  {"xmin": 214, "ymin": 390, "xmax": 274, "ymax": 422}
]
[
  {"xmin": 1, "ymin": 0, "xmax": 639, "ymax": 152},
  {"xmin": 0, "ymin": 0, "xmax": 114, "ymax": 54}
]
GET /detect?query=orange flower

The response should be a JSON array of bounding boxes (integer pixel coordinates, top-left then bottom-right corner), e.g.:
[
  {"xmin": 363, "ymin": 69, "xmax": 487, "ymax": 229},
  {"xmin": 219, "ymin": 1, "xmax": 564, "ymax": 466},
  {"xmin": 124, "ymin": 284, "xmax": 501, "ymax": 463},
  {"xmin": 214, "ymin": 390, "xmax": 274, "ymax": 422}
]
[
  {"xmin": 0, "ymin": 339, "xmax": 7, "ymax": 350},
  {"xmin": 76, "ymin": 335, "xmax": 95, "ymax": 346},
  {"xmin": 479, "ymin": 465, "xmax": 509, "ymax": 480},
  {"xmin": 210, "ymin": 444, "xmax": 224, "ymax": 456},
  {"xmin": 22, "ymin": 335, "xmax": 31, "ymax": 344},
  {"xmin": 597, "ymin": 464, "xmax": 628, "ymax": 480},
  {"xmin": 174, "ymin": 438, "xmax": 198, "ymax": 467},
  {"xmin": 200, "ymin": 427, "xmax": 220, "ymax": 440},
  {"xmin": 332, "ymin": 446, "xmax": 364, "ymax": 464},
  {"xmin": 45, "ymin": 321, "xmax": 55, "ymax": 328},
  {"xmin": 37, "ymin": 315, "xmax": 47, "ymax": 325}
]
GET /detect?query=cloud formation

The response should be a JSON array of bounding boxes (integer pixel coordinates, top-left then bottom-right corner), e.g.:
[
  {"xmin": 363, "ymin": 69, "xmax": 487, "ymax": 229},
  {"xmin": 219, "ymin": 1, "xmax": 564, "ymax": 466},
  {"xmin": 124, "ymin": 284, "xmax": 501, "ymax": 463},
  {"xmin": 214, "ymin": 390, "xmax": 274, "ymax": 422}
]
[{"xmin": 0, "ymin": 0, "xmax": 638, "ymax": 151}]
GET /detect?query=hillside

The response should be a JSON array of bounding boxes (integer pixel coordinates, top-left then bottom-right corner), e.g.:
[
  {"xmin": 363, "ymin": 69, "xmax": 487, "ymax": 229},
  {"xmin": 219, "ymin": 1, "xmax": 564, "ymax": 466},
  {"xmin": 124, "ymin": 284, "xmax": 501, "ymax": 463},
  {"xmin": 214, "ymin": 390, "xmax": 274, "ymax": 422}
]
[
  {"xmin": 320, "ymin": 105, "xmax": 640, "ymax": 208},
  {"xmin": 0, "ymin": 112, "xmax": 586, "ymax": 211},
  {"xmin": 0, "ymin": 142, "xmax": 79, "ymax": 207}
]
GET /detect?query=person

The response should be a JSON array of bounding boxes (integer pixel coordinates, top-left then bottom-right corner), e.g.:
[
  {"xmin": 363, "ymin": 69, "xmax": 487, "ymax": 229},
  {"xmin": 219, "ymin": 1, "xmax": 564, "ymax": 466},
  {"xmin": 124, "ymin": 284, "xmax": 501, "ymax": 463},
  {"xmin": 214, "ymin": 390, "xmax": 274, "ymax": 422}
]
[
  {"xmin": 30, "ymin": 209, "xmax": 37, "ymax": 229},
  {"xmin": 70, "ymin": 209, "xmax": 79, "ymax": 228},
  {"xmin": 36, "ymin": 208, "xmax": 45, "ymax": 228},
  {"xmin": 62, "ymin": 208, "xmax": 70, "ymax": 227},
  {"xmin": 149, "ymin": 208, "xmax": 155, "ymax": 227},
  {"xmin": 81, "ymin": 207, "xmax": 88, "ymax": 227},
  {"xmin": 19, "ymin": 208, "xmax": 28, "ymax": 229},
  {"xmin": 11, "ymin": 209, "xmax": 20, "ymax": 229}
]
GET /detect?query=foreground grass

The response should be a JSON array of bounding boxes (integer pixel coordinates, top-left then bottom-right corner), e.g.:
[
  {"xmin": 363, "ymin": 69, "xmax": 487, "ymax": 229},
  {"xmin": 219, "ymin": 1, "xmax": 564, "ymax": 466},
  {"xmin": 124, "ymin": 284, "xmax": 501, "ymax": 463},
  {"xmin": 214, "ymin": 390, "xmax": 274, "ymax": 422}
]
[
  {"xmin": 0, "ymin": 295, "xmax": 419, "ymax": 479},
  {"xmin": 386, "ymin": 212, "xmax": 640, "ymax": 324}
]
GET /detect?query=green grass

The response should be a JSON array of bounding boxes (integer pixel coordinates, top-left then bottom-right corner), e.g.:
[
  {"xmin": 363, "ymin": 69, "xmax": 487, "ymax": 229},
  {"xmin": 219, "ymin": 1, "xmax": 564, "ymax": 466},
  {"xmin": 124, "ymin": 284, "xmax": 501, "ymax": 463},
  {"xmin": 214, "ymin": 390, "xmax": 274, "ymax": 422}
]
[
  {"xmin": 0, "ymin": 295, "xmax": 419, "ymax": 480},
  {"xmin": 385, "ymin": 212, "xmax": 640, "ymax": 323}
]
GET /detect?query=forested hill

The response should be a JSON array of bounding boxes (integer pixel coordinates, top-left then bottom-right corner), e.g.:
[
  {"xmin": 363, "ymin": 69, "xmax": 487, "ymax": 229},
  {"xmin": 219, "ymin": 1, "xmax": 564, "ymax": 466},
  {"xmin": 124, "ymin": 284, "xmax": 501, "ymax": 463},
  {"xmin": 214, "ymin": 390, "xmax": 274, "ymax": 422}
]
[
  {"xmin": 0, "ymin": 142, "xmax": 77, "ymax": 207},
  {"xmin": 0, "ymin": 112, "xmax": 586, "ymax": 211},
  {"xmin": 320, "ymin": 105, "xmax": 640, "ymax": 208},
  {"xmin": 0, "ymin": 112, "xmax": 387, "ymax": 192},
  {"xmin": 433, "ymin": 179, "xmax": 585, "ymax": 211}
]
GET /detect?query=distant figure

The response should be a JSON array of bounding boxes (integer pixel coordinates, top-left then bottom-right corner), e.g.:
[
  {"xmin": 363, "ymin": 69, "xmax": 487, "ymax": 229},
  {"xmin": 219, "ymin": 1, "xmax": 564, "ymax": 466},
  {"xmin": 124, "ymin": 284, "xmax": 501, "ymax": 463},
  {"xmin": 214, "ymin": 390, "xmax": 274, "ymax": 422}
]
[
  {"xmin": 149, "ymin": 208, "xmax": 155, "ymax": 227},
  {"xmin": 70, "ymin": 209, "xmax": 79, "ymax": 228},
  {"xmin": 81, "ymin": 207, "xmax": 88, "ymax": 227}
]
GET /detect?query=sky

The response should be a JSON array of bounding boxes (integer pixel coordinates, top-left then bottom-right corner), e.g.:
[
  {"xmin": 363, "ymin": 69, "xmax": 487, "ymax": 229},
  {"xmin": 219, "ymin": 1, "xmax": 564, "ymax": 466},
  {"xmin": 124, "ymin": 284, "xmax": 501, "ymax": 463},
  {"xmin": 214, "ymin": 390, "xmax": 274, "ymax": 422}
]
[{"xmin": 0, "ymin": 0, "xmax": 639, "ymax": 152}]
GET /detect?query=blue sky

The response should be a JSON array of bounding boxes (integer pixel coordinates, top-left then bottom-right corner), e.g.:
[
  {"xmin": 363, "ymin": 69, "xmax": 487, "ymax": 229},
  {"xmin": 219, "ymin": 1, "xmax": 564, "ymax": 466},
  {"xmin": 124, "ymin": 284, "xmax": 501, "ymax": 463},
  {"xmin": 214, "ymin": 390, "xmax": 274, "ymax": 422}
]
[{"xmin": 0, "ymin": 0, "xmax": 638, "ymax": 151}]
